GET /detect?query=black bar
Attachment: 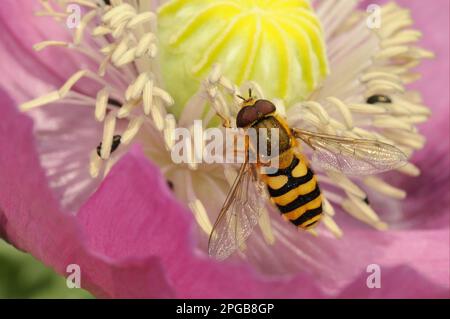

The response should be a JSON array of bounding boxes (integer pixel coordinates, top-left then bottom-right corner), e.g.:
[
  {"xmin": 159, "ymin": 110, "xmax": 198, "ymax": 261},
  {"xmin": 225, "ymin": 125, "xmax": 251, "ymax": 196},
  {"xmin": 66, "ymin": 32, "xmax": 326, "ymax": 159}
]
[{"xmin": 0, "ymin": 299, "xmax": 448, "ymax": 318}]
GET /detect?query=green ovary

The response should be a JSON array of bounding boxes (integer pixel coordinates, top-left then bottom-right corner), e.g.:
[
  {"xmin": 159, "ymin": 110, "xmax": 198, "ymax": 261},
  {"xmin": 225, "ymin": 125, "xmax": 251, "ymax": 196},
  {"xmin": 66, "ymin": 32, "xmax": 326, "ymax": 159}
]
[{"xmin": 157, "ymin": 0, "xmax": 329, "ymax": 118}]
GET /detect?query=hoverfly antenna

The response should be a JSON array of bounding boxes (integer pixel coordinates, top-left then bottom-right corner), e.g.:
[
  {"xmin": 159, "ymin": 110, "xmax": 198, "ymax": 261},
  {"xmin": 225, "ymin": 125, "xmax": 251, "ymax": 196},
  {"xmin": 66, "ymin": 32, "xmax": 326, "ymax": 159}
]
[
  {"xmin": 248, "ymin": 88, "xmax": 252, "ymax": 98},
  {"xmin": 237, "ymin": 94, "xmax": 246, "ymax": 101}
]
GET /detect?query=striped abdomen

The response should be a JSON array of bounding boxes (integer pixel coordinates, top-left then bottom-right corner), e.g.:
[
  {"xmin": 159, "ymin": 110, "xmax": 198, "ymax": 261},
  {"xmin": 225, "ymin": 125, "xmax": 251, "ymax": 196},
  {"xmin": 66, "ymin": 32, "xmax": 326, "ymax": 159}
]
[{"xmin": 263, "ymin": 153, "xmax": 322, "ymax": 229}]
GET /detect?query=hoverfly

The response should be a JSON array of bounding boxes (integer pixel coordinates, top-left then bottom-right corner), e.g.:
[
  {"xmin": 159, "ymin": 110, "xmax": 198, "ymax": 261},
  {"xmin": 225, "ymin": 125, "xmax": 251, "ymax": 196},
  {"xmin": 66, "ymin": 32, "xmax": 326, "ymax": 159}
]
[{"xmin": 208, "ymin": 91, "xmax": 407, "ymax": 260}]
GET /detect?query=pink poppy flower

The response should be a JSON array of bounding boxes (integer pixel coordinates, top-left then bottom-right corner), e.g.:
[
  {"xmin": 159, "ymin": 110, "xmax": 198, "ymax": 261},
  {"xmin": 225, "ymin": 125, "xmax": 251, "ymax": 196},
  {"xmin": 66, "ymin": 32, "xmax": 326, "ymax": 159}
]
[{"xmin": 0, "ymin": 0, "xmax": 448, "ymax": 298}]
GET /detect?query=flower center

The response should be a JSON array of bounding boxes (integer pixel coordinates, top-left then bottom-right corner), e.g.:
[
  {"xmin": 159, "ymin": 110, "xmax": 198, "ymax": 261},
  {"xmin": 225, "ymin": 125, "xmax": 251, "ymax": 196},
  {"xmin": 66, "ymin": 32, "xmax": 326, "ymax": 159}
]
[{"xmin": 157, "ymin": 0, "xmax": 328, "ymax": 118}]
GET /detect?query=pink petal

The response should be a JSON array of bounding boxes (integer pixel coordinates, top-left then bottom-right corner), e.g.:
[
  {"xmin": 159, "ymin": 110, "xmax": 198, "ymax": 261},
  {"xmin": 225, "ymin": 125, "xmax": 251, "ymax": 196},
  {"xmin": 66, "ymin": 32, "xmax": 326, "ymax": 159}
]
[
  {"xmin": 339, "ymin": 266, "xmax": 449, "ymax": 299},
  {"xmin": 31, "ymin": 102, "xmax": 103, "ymax": 211},
  {"xmin": 0, "ymin": 89, "xmax": 173, "ymax": 298},
  {"xmin": 0, "ymin": 1, "xmax": 128, "ymax": 210},
  {"xmin": 395, "ymin": 0, "xmax": 450, "ymax": 228},
  {"xmin": 345, "ymin": 228, "xmax": 449, "ymax": 293},
  {"xmin": 357, "ymin": 0, "xmax": 450, "ymax": 229},
  {"xmin": 0, "ymin": 0, "xmax": 98, "ymax": 103},
  {"xmin": 77, "ymin": 146, "xmax": 325, "ymax": 298}
]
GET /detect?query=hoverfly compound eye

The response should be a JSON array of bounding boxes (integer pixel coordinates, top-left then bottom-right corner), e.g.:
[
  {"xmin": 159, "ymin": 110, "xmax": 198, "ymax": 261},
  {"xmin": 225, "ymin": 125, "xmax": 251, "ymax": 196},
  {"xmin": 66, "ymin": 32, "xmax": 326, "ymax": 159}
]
[
  {"xmin": 236, "ymin": 106, "xmax": 258, "ymax": 128},
  {"xmin": 254, "ymin": 99, "xmax": 276, "ymax": 115},
  {"xmin": 236, "ymin": 100, "xmax": 276, "ymax": 128}
]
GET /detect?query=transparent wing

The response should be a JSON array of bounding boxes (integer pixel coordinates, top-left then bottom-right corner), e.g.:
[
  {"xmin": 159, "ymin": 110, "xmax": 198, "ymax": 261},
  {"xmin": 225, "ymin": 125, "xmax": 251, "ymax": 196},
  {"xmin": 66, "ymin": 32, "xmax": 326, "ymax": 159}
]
[
  {"xmin": 208, "ymin": 162, "xmax": 267, "ymax": 261},
  {"xmin": 293, "ymin": 129, "xmax": 408, "ymax": 175}
]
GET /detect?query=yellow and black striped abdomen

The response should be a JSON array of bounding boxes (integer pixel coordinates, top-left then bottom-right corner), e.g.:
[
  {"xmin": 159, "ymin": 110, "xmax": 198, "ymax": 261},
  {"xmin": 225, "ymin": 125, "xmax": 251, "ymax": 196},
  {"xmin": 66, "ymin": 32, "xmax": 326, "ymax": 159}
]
[{"xmin": 264, "ymin": 153, "xmax": 322, "ymax": 229}]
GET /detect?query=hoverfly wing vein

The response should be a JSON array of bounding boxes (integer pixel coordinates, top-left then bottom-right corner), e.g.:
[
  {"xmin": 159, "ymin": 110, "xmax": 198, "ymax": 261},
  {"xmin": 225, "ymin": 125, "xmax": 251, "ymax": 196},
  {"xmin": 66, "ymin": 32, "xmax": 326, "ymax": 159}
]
[
  {"xmin": 293, "ymin": 128, "xmax": 408, "ymax": 175},
  {"xmin": 208, "ymin": 163, "xmax": 265, "ymax": 260}
]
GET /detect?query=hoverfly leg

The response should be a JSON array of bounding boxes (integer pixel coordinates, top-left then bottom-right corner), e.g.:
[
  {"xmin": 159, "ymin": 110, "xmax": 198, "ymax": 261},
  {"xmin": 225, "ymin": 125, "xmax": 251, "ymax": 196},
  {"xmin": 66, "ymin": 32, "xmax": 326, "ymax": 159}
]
[{"xmin": 219, "ymin": 114, "xmax": 231, "ymax": 128}]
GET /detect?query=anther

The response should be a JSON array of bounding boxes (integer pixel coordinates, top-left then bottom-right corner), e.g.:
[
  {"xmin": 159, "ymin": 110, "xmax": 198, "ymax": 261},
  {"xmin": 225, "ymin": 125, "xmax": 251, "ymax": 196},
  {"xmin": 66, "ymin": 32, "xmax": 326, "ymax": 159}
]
[
  {"xmin": 108, "ymin": 98, "xmax": 122, "ymax": 108},
  {"xmin": 96, "ymin": 0, "xmax": 111, "ymax": 6},
  {"xmin": 367, "ymin": 94, "xmax": 392, "ymax": 104},
  {"xmin": 97, "ymin": 135, "xmax": 122, "ymax": 157}
]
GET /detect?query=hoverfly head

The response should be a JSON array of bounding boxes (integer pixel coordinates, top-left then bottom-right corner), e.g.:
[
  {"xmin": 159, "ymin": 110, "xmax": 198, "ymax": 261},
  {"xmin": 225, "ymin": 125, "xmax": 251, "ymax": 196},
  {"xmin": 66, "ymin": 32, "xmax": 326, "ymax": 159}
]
[{"xmin": 236, "ymin": 99, "xmax": 277, "ymax": 128}]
